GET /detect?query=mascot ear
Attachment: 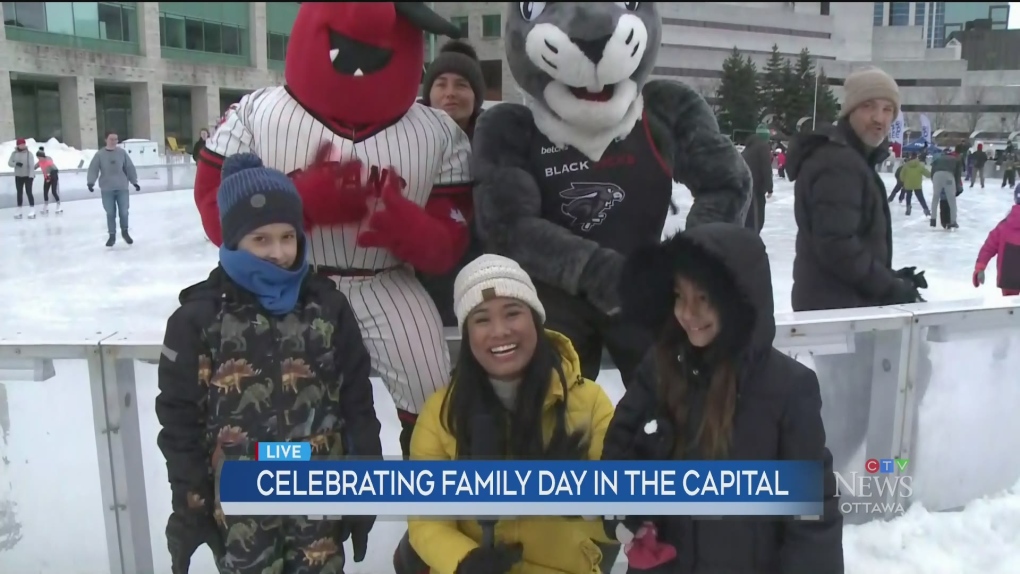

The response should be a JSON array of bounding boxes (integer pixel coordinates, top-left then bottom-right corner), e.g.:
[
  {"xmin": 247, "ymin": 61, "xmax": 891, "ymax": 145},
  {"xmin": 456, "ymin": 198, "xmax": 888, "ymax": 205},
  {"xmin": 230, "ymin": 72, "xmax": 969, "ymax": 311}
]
[{"xmin": 618, "ymin": 241, "xmax": 676, "ymax": 335}]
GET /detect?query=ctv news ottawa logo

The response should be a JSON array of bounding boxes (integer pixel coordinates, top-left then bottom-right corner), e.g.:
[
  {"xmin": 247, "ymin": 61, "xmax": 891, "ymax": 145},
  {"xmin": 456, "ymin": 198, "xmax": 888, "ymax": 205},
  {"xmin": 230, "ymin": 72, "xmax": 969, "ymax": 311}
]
[{"xmin": 834, "ymin": 458, "xmax": 913, "ymax": 516}]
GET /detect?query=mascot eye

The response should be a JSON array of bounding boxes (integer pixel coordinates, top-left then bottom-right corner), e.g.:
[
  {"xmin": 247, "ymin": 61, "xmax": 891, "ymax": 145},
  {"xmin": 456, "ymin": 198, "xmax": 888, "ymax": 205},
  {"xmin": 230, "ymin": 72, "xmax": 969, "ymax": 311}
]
[
  {"xmin": 614, "ymin": 2, "xmax": 641, "ymax": 10},
  {"xmin": 520, "ymin": 2, "xmax": 547, "ymax": 21}
]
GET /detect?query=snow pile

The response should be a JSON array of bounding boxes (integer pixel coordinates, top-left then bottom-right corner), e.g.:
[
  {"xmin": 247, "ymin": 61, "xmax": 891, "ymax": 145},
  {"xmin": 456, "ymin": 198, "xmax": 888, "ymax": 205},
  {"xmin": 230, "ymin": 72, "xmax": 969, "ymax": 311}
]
[
  {"xmin": 0, "ymin": 138, "xmax": 95, "ymax": 172},
  {"xmin": 844, "ymin": 479, "xmax": 1020, "ymax": 574}
]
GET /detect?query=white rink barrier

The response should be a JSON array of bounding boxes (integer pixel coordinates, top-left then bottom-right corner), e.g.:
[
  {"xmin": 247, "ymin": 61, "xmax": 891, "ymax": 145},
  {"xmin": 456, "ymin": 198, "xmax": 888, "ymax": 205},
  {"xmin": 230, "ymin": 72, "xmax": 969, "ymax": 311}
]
[
  {"xmin": 0, "ymin": 156, "xmax": 197, "ymax": 209},
  {"xmin": 1, "ymin": 297, "xmax": 1019, "ymax": 574}
]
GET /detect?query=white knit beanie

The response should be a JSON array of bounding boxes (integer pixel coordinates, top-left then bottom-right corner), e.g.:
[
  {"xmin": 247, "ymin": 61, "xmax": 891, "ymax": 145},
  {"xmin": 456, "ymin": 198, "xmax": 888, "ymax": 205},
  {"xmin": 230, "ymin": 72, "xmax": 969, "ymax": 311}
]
[
  {"xmin": 840, "ymin": 67, "xmax": 901, "ymax": 119},
  {"xmin": 453, "ymin": 254, "xmax": 546, "ymax": 330}
]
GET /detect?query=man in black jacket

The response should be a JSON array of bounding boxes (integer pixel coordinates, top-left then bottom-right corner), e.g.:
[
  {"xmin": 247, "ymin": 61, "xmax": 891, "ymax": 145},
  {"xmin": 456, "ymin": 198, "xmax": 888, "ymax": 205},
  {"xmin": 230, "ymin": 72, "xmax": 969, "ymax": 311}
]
[
  {"xmin": 742, "ymin": 127, "xmax": 774, "ymax": 233},
  {"xmin": 970, "ymin": 143, "xmax": 988, "ymax": 189},
  {"xmin": 785, "ymin": 67, "xmax": 927, "ymax": 480}
]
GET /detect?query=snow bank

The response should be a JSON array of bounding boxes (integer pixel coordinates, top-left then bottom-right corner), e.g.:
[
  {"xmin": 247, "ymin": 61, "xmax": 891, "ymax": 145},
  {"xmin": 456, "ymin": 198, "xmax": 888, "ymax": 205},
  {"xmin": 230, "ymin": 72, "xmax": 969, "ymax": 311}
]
[{"xmin": 0, "ymin": 138, "xmax": 94, "ymax": 172}]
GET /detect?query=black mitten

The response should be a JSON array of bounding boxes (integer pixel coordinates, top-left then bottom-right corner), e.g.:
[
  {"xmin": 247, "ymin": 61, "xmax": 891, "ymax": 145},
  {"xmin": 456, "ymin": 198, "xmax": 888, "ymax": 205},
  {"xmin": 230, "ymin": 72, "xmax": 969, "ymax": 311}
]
[
  {"xmin": 338, "ymin": 516, "xmax": 376, "ymax": 562},
  {"xmin": 578, "ymin": 249, "xmax": 625, "ymax": 316},
  {"xmin": 14, "ymin": 162, "xmax": 23, "ymax": 167},
  {"xmin": 166, "ymin": 511, "xmax": 225, "ymax": 574},
  {"xmin": 455, "ymin": 543, "xmax": 524, "ymax": 574},
  {"xmin": 886, "ymin": 278, "xmax": 921, "ymax": 305}
]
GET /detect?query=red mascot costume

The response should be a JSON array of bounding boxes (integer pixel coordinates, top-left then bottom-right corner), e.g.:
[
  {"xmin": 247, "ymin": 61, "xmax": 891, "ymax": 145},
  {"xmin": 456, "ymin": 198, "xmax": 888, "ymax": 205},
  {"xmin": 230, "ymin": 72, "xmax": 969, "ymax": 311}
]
[{"xmin": 195, "ymin": 2, "xmax": 470, "ymax": 456}]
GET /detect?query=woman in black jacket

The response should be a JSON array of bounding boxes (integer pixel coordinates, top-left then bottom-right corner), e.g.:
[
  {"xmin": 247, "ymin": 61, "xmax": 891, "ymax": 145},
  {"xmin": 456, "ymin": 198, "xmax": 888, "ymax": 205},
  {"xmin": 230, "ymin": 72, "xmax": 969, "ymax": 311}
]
[{"xmin": 603, "ymin": 222, "xmax": 843, "ymax": 574}]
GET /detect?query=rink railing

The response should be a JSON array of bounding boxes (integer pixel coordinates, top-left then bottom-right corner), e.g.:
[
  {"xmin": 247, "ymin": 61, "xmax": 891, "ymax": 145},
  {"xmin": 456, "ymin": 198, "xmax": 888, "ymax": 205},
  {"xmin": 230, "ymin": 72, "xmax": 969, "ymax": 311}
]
[
  {"xmin": 1, "ymin": 297, "xmax": 1019, "ymax": 574},
  {"xmin": 0, "ymin": 156, "xmax": 196, "ymax": 209}
]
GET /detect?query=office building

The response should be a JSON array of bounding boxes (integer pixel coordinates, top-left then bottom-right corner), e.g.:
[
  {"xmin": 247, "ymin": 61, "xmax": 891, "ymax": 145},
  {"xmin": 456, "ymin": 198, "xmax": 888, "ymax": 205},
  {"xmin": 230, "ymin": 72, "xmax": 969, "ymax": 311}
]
[
  {"xmin": 0, "ymin": 2, "xmax": 295, "ymax": 150},
  {"xmin": 433, "ymin": 2, "xmax": 1020, "ymax": 135}
]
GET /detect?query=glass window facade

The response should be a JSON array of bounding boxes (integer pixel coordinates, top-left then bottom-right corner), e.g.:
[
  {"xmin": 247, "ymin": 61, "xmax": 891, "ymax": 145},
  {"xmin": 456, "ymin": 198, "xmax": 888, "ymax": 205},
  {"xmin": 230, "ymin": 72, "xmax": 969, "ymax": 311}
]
[
  {"xmin": 3, "ymin": 2, "xmax": 136, "ymax": 41},
  {"xmin": 914, "ymin": 2, "xmax": 926, "ymax": 25},
  {"xmin": 482, "ymin": 14, "xmax": 501, "ymax": 38},
  {"xmin": 95, "ymin": 86, "xmax": 132, "ymax": 146},
  {"xmin": 873, "ymin": 2, "xmax": 885, "ymax": 26},
  {"xmin": 163, "ymin": 92, "xmax": 193, "ymax": 148},
  {"xmin": 159, "ymin": 12, "xmax": 241, "ymax": 55},
  {"xmin": 451, "ymin": 16, "xmax": 468, "ymax": 37},
  {"xmin": 889, "ymin": 2, "xmax": 910, "ymax": 25},
  {"xmin": 11, "ymin": 80, "xmax": 63, "ymax": 142},
  {"xmin": 268, "ymin": 32, "xmax": 288, "ymax": 62}
]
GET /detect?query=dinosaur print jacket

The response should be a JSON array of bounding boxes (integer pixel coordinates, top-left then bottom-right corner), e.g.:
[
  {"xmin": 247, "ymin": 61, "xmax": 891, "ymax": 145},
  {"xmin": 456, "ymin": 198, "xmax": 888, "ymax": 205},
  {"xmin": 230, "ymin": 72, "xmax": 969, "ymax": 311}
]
[{"xmin": 156, "ymin": 266, "xmax": 382, "ymax": 514}]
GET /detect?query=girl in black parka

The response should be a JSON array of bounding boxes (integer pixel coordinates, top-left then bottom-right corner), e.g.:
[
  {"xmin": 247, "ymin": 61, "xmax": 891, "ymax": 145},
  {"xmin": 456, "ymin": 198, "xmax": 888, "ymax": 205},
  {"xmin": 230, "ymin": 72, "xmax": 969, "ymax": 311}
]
[
  {"xmin": 602, "ymin": 222, "xmax": 843, "ymax": 574},
  {"xmin": 156, "ymin": 153, "xmax": 382, "ymax": 574}
]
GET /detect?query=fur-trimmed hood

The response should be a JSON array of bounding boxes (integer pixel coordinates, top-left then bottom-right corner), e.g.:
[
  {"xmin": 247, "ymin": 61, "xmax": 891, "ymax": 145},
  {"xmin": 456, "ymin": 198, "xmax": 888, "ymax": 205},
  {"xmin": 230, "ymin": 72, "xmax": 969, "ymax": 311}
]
[{"xmin": 619, "ymin": 223, "xmax": 775, "ymax": 355}]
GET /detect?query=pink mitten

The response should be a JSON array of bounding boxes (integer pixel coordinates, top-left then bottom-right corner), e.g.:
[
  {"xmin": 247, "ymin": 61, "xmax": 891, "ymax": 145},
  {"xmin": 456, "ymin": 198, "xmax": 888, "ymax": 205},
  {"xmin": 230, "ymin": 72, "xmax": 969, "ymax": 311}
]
[{"xmin": 620, "ymin": 522, "xmax": 677, "ymax": 570}]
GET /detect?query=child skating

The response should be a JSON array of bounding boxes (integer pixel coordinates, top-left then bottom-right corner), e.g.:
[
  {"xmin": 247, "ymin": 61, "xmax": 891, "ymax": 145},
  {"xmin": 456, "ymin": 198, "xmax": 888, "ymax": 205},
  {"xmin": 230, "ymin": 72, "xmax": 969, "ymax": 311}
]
[
  {"xmin": 36, "ymin": 148, "xmax": 62, "ymax": 215},
  {"xmin": 973, "ymin": 185, "xmax": 1020, "ymax": 297},
  {"xmin": 155, "ymin": 152, "xmax": 382, "ymax": 574}
]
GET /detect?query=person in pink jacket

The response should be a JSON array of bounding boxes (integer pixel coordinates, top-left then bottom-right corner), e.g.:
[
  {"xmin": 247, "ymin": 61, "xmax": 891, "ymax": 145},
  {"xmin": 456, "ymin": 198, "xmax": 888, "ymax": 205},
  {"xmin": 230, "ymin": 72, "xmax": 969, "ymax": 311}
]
[{"xmin": 973, "ymin": 186, "xmax": 1020, "ymax": 296}]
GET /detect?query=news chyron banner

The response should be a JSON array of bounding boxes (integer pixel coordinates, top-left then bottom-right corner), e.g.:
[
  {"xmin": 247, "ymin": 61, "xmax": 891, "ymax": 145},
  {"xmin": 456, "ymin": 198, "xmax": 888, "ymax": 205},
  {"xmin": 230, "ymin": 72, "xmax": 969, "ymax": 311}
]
[{"xmin": 216, "ymin": 442, "xmax": 826, "ymax": 517}]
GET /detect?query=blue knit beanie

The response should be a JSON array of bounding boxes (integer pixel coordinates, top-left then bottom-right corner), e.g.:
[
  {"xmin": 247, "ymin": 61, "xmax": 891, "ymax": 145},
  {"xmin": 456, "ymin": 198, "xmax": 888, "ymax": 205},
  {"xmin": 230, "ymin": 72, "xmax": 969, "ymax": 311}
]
[{"xmin": 218, "ymin": 153, "xmax": 304, "ymax": 249}]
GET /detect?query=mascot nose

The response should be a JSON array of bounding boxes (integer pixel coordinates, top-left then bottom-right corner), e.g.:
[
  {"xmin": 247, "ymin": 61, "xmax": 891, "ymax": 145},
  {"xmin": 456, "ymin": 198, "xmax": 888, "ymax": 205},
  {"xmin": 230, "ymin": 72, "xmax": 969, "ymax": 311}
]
[
  {"xmin": 340, "ymin": 2, "xmax": 397, "ymax": 44},
  {"xmin": 571, "ymin": 35, "xmax": 612, "ymax": 64}
]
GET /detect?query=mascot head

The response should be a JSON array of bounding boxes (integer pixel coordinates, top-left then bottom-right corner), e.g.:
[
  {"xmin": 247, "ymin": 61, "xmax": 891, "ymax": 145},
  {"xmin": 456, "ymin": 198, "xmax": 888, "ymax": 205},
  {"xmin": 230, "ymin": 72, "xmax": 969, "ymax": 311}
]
[
  {"xmin": 287, "ymin": 2, "xmax": 462, "ymax": 126},
  {"xmin": 505, "ymin": 2, "xmax": 660, "ymax": 130}
]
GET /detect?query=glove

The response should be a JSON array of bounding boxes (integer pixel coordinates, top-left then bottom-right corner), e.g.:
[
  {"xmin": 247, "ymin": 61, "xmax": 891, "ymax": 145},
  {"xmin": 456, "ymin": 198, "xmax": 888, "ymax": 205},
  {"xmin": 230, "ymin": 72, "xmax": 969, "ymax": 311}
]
[
  {"xmin": 15, "ymin": 162, "xmax": 23, "ymax": 167},
  {"xmin": 166, "ymin": 511, "xmax": 225, "ymax": 574},
  {"xmin": 338, "ymin": 516, "xmax": 375, "ymax": 562},
  {"xmin": 292, "ymin": 143, "xmax": 374, "ymax": 227},
  {"xmin": 88, "ymin": 184, "xmax": 94, "ymax": 193},
  {"xmin": 455, "ymin": 543, "xmax": 524, "ymax": 574},
  {"xmin": 973, "ymin": 269, "xmax": 985, "ymax": 287},
  {"xmin": 356, "ymin": 172, "xmax": 416, "ymax": 248},
  {"xmin": 133, "ymin": 183, "xmax": 140, "ymax": 191},
  {"xmin": 886, "ymin": 277, "xmax": 922, "ymax": 305},
  {"xmin": 895, "ymin": 267, "xmax": 928, "ymax": 290},
  {"xmin": 620, "ymin": 522, "xmax": 678, "ymax": 571},
  {"xmin": 578, "ymin": 248, "xmax": 625, "ymax": 316}
]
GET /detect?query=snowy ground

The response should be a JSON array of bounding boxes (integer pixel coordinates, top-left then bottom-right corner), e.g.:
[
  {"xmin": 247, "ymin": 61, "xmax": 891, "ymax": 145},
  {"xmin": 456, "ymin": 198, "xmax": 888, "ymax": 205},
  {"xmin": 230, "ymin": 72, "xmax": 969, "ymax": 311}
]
[{"xmin": 1, "ymin": 177, "xmax": 1019, "ymax": 573}]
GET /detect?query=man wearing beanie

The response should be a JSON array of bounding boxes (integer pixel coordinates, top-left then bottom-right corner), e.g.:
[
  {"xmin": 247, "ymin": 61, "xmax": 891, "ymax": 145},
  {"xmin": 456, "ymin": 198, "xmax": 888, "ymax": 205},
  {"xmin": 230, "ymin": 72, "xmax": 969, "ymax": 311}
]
[
  {"xmin": 742, "ymin": 126, "xmax": 774, "ymax": 233},
  {"xmin": 783, "ymin": 67, "xmax": 929, "ymax": 482},
  {"xmin": 157, "ymin": 151, "xmax": 381, "ymax": 573}
]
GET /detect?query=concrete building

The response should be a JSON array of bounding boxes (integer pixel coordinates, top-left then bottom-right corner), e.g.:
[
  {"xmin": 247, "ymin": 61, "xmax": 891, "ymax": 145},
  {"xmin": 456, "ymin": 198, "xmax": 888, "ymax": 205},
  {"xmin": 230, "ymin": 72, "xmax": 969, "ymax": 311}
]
[
  {"xmin": 0, "ymin": 2, "xmax": 295, "ymax": 151},
  {"xmin": 432, "ymin": 2, "xmax": 1020, "ymax": 136}
]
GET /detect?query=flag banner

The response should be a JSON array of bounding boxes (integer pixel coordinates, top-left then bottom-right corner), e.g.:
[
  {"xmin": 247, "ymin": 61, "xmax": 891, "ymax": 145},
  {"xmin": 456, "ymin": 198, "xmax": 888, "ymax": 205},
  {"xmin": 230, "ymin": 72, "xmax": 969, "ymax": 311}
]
[
  {"xmin": 890, "ymin": 112, "xmax": 905, "ymax": 145},
  {"xmin": 218, "ymin": 456, "xmax": 825, "ymax": 518},
  {"xmin": 920, "ymin": 114, "xmax": 932, "ymax": 145}
]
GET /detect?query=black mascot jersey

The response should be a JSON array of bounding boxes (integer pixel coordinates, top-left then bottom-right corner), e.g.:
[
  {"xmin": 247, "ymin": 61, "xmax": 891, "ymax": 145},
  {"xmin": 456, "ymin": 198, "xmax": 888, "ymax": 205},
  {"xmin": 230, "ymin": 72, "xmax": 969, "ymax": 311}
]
[{"xmin": 530, "ymin": 114, "xmax": 673, "ymax": 257}]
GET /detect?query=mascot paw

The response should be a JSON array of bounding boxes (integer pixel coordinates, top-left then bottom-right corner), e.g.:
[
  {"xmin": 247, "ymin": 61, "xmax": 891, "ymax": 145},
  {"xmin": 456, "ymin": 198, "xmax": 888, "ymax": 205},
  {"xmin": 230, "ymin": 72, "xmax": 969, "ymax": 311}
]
[
  {"xmin": 579, "ymin": 249, "xmax": 626, "ymax": 316},
  {"xmin": 356, "ymin": 172, "xmax": 415, "ymax": 249},
  {"xmin": 292, "ymin": 143, "xmax": 373, "ymax": 227}
]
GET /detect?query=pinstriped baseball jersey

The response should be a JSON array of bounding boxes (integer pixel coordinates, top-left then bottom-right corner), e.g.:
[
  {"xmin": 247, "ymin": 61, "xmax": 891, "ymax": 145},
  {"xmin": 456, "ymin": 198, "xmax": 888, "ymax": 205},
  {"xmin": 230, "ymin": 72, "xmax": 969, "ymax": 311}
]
[{"xmin": 205, "ymin": 86, "xmax": 472, "ymax": 269}]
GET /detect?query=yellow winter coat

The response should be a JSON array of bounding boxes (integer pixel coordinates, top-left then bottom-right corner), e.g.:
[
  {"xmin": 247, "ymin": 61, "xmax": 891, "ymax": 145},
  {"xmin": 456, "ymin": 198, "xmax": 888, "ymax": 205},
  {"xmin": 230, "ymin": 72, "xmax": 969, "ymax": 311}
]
[{"xmin": 408, "ymin": 331, "xmax": 618, "ymax": 574}]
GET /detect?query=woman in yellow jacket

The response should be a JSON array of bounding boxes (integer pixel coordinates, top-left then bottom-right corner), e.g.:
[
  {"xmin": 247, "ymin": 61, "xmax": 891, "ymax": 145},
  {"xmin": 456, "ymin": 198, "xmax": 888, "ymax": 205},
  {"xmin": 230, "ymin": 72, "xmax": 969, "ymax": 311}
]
[{"xmin": 407, "ymin": 254, "xmax": 617, "ymax": 574}]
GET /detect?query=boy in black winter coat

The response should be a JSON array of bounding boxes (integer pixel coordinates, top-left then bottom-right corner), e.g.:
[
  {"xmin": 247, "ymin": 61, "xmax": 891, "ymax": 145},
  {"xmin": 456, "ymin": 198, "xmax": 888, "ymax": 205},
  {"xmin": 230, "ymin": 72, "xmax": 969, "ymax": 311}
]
[
  {"xmin": 155, "ymin": 153, "xmax": 382, "ymax": 574},
  {"xmin": 605, "ymin": 223, "xmax": 843, "ymax": 574}
]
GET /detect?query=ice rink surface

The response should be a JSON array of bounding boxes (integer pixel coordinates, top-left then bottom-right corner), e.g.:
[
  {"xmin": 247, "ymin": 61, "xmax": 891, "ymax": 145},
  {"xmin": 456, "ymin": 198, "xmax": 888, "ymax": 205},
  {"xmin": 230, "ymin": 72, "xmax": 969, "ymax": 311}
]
[{"xmin": 1, "ymin": 176, "xmax": 1019, "ymax": 573}]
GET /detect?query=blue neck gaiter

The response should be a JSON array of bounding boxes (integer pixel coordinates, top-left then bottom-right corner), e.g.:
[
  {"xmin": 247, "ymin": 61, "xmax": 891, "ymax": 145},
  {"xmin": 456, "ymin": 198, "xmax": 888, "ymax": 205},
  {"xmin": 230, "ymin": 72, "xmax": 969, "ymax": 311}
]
[{"xmin": 218, "ymin": 245, "xmax": 309, "ymax": 315}]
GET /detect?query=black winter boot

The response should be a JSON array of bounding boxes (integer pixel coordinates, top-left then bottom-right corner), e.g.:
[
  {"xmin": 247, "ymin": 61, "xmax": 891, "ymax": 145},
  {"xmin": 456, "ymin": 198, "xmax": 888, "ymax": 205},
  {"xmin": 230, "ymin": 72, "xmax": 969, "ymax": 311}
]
[
  {"xmin": 106, "ymin": 234, "xmax": 116, "ymax": 247},
  {"xmin": 122, "ymin": 229, "xmax": 133, "ymax": 245}
]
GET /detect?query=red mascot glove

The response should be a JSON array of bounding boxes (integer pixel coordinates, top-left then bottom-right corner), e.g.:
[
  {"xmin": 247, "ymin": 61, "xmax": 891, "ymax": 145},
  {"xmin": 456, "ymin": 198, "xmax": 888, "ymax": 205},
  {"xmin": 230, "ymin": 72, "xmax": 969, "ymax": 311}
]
[
  {"xmin": 291, "ymin": 143, "xmax": 373, "ymax": 228},
  {"xmin": 619, "ymin": 522, "xmax": 677, "ymax": 571},
  {"xmin": 357, "ymin": 171, "xmax": 466, "ymax": 275}
]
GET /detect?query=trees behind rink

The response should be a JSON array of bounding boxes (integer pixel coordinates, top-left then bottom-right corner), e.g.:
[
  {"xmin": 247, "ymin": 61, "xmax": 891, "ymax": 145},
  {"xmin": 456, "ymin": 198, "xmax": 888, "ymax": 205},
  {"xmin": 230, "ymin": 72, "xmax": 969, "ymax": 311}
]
[{"xmin": 715, "ymin": 44, "xmax": 840, "ymax": 141}]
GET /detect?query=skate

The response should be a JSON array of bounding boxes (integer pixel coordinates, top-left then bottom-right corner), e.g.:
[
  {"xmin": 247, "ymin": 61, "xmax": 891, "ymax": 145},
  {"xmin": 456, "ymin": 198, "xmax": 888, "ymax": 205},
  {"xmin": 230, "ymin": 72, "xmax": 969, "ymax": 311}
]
[
  {"xmin": 121, "ymin": 230, "xmax": 134, "ymax": 245},
  {"xmin": 40, "ymin": 203, "xmax": 49, "ymax": 216},
  {"xmin": 106, "ymin": 234, "xmax": 116, "ymax": 247},
  {"xmin": 55, "ymin": 203, "xmax": 63, "ymax": 214},
  {"xmin": 905, "ymin": 204, "xmax": 912, "ymax": 216},
  {"xmin": 930, "ymin": 218, "xmax": 936, "ymax": 228},
  {"xmin": 26, "ymin": 210, "xmax": 36, "ymax": 219},
  {"xmin": 949, "ymin": 223, "xmax": 959, "ymax": 230}
]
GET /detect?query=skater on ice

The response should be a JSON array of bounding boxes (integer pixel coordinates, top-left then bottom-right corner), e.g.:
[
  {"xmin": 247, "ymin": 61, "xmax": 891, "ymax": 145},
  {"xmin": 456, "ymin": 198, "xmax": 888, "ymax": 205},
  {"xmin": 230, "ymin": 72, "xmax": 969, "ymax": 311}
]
[
  {"xmin": 8, "ymin": 138, "xmax": 37, "ymax": 219},
  {"xmin": 35, "ymin": 147, "xmax": 62, "ymax": 215},
  {"xmin": 604, "ymin": 223, "xmax": 843, "ymax": 573},
  {"xmin": 929, "ymin": 148, "xmax": 963, "ymax": 230},
  {"xmin": 403, "ymin": 254, "xmax": 615, "ymax": 574},
  {"xmin": 195, "ymin": 2, "xmax": 471, "ymax": 462},
  {"xmin": 156, "ymin": 152, "xmax": 382, "ymax": 574},
  {"xmin": 472, "ymin": 1, "xmax": 751, "ymax": 389},
  {"xmin": 87, "ymin": 131, "xmax": 140, "ymax": 246},
  {"xmin": 973, "ymin": 185, "xmax": 1020, "ymax": 297}
]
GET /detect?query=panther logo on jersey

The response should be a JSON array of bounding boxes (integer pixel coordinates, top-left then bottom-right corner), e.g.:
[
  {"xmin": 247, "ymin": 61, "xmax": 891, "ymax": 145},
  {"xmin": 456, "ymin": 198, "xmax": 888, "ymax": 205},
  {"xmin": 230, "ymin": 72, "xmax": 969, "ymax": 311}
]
[{"xmin": 558, "ymin": 182, "xmax": 626, "ymax": 232}]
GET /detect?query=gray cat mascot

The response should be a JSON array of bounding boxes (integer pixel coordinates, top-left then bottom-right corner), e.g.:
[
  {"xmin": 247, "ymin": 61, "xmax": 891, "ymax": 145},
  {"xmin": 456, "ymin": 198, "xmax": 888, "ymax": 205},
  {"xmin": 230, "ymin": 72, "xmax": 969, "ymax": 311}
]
[{"xmin": 473, "ymin": 2, "xmax": 752, "ymax": 386}]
